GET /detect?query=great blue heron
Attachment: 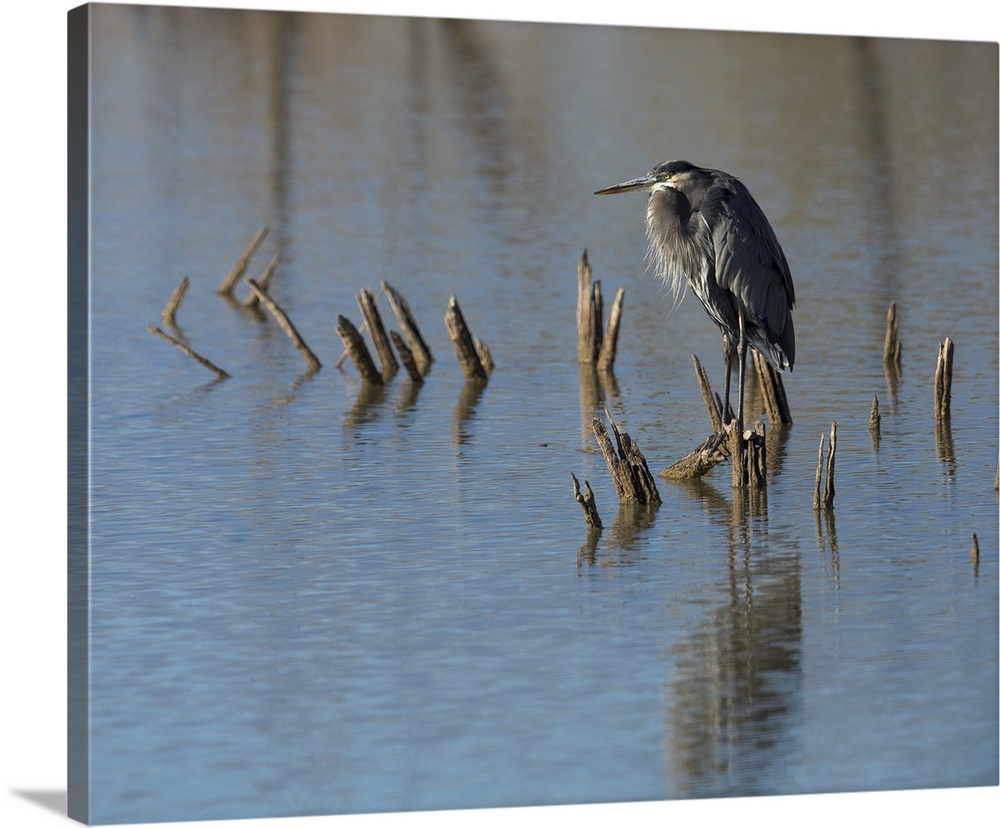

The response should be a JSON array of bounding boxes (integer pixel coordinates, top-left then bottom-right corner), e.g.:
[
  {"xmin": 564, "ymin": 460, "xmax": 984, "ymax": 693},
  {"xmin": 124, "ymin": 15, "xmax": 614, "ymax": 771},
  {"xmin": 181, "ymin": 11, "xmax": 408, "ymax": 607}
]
[{"xmin": 595, "ymin": 160, "xmax": 795, "ymax": 427}]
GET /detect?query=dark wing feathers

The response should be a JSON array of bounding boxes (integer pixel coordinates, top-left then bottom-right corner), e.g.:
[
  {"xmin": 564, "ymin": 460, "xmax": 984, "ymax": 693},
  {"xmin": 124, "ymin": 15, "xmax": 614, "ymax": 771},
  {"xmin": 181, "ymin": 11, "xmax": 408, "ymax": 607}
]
[{"xmin": 702, "ymin": 175, "xmax": 795, "ymax": 370}]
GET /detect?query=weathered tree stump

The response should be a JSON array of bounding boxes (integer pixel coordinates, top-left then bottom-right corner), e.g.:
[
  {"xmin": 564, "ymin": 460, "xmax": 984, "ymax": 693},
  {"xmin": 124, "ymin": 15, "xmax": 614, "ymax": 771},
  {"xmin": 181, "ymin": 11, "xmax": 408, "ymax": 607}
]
[
  {"xmin": 883, "ymin": 300, "xmax": 902, "ymax": 366},
  {"xmin": 571, "ymin": 473, "xmax": 603, "ymax": 529},
  {"xmin": 217, "ymin": 227, "xmax": 269, "ymax": 297},
  {"xmin": 592, "ymin": 410, "xmax": 661, "ymax": 505},
  {"xmin": 244, "ymin": 277, "xmax": 321, "ymax": 372},
  {"xmin": 869, "ymin": 394, "xmax": 881, "ymax": 448},
  {"xmin": 577, "ymin": 250, "xmax": 624, "ymax": 371},
  {"xmin": 382, "ymin": 281, "xmax": 432, "ymax": 375},
  {"xmin": 146, "ymin": 324, "xmax": 230, "ymax": 379},
  {"xmin": 390, "ymin": 330, "xmax": 423, "ymax": 383},
  {"xmin": 934, "ymin": 337, "xmax": 954, "ymax": 422},
  {"xmin": 751, "ymin": 349, "xmax": 792, "ymax": 426},
  {"xmin": 445, "ymin": 294, "xmax": 490, "ymax": 380},
  {"xmin": 813, "ymin": 421, "xmax": 837, "ymax": 510},
  {"xmin": 358, "ymin": 287, "xmax": 399, "ymax": 379},
  {"xmin": 729, "ymin": 419, "xmax": 767, "ymax": 488},
  {"xmin": 335, "ymin": 314, "xmax": 382, "ymax": 384}
]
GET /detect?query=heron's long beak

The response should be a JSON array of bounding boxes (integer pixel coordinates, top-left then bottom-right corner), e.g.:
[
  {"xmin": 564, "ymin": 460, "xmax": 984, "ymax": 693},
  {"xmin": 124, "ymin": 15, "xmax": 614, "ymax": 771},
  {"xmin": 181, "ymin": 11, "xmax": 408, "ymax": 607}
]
[{"xmin": 594, "ymin": 175, "xmax": 657, "ymax": 196}]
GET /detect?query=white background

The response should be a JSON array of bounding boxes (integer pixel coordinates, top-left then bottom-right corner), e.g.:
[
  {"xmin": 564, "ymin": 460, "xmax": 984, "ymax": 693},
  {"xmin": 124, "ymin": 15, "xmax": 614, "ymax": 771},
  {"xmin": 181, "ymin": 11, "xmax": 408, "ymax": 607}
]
[{"xmin": 4, "ymin": 2, "xmax": 998, "ymax": 827}]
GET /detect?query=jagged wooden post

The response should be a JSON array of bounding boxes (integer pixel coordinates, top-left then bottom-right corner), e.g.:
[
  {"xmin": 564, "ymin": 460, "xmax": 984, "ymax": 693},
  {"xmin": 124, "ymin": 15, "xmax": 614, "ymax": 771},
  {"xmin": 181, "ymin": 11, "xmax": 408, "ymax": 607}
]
[
  {"xmin": 336, "ymin": 314, "xmax": 383, "ymax": 384},
  {"xmin": 577, "ymin": 250, "xmax": 601, "ymax": 364},
  {"xmin": 445, "ymin": 294, "xmax": 489, "ymax": 380},
  {"xmin": 934, "ymin": 337, "xmax": 954, "ymax": 421},
  {"xmin": 161, "ymin": 276, "xmax": 189, "ymax": 326},
  {"xmin": 146, "ymin": 325, "xmax": 230, "ymax": 379},
  {"xmin": 577, "ymin": 250, "xmax": 625, "ymax": 372},
  {"xmin": 217, "ymin": 227, "xmax": 269, "ymax": 297},
  {"xmin": 813, "ymin": 421, "xmax": 837, "ymax": 510},
  {"xmin": 382, "ymin": 281, "xmax": 433, "ymax": 375},
  {"xmin": 244, "ymin": 277, "xmax": 321, "ymax": 372},
  {"xmin": 358, "ymin": 287, "xmax": 398, "ymax": 379},
  {"xmin": 883, "ymin": 301, "xmax": 902, "ymax": 366},
  {"xmin": 751, "ymin": 350, "xmax": 792, "ymax": 426},
  {"xmin": 869, "ymin": 395, "xmax": 881, "ymax": 448},
  {"xmin": 571, "ymin": 473, "xmax": 602, "ymax": 529}
]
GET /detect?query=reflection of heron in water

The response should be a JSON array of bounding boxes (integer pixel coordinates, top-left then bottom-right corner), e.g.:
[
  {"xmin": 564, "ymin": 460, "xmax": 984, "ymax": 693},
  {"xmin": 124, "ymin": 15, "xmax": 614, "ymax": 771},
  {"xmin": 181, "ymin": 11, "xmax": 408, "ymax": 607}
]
[{"xmin": 596, "ymin": 161, "xmax": 795, "ymax": 426}]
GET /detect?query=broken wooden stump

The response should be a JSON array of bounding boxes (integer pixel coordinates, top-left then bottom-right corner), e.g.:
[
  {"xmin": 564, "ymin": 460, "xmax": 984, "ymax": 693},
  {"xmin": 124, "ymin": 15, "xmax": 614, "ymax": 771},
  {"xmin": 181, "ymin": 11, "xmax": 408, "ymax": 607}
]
[
  {"xmin": 146, "ymin": 324, "xmax": 230, "ymax": 380},
  {"xmin": 934, "ymin": 337, "xmax": 954, "ymax": 422},
  {"xmin": 730, "ymin": 419, "xmax": 767, "ymax": 488},
  {"xmin": 727, "ymin": 418, "xmax": 767, "ymax": 488},
  {"xmin": 335, "ymin": 314, "xmax": 383, "ymax": 384},
  {"xmin": 751, "ymin": 349, "xmax": 792, "ymax": 426},
  {"xmin": 218, "ymin": 227, "xmax": 269, "ymax": 297},
  {"xmin": 577, "ymin": 250, "xmax": 625, "ymax": 371},
  {"xmin": 813, "ymin": 421, "xmax": 837, "ymax": 510},
  {"xmin": 161, "ymin": 276, "xmax": 189, "ymax": 327},
  {"xmin": 382, "ymin": 280, "xmax": 432, "ymax": 375},
  {"xmin": 571, "ymin": 473, "xmax": 603, "ymax": 529},
  {"xmin": 869, "ymin": 394, "xmax": 881, "ymax": 448},
  {"xmin": 390, "ymin": 330, "xmax": 423, "ymax": 383},
  {"xmin": 883, "ymin": 300, "xmax": 902, "ymax": 366},
  {"xmin": 244, "ymin": 277, "xmax": 321, "ymax": 372},
  {"xmin": 445, "ymin": 294, "xmax": 490, "ymax": 381},
  {"xmin": 592, "ymin": 409, "xmax": 661, "ymax": 505},
  {"xmin": 358, "ymin": 287, "xmax": 399, "ymax": 379}
]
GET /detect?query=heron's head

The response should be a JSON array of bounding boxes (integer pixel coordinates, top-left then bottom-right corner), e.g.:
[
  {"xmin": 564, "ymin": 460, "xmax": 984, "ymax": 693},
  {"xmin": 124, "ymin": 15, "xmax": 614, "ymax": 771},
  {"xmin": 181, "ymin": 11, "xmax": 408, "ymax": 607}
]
[{"xmin": 594, "ymin": 160, "xmax": 711, "ymax": 199}]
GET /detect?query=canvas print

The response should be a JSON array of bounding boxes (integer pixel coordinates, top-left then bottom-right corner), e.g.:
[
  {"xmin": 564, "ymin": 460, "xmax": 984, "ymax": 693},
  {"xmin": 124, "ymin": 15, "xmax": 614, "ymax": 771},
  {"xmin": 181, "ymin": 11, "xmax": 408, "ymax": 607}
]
[{"xmin": 68, "ymin": 2, "xmax": 998, "ymax": 824}]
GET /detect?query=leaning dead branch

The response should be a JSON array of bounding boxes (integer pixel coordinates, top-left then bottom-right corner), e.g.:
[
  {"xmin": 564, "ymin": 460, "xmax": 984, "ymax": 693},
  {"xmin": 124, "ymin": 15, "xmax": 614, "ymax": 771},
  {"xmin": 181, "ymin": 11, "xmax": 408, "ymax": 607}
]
[
  {"xmin": 217, "ymin": 227, "xmax": 269, "ymax": 297},
  {"xmin": 751, "ymin": 350, "xmax": 792, "ymax": 426},
  {"xmin": 244, "ymin": 277, "xmax": 321, "ymax": 372},
  {"xmin": 390, "ymin": 331, "xmax": 423, "ymax": 383},
  {"xmin": 813, "ymin": 421, "xmax": 837, "ymax": 510},
  {"xmin": 597, "ymin": 287, "xmax": 625, "ymax": 373},
  {"xmin": 692, "ymin": 354, "xmax": 724, "ymax": 433},
  {"xmin": 382, "ymin": 281, "xmax": 433, "ymax": 375},
  {"xmin": 336, "ymin": 314, "xmax": 383, "ymax": 384},
  {"xmin": 661, "ymin": 431, "xmax": 730, "ymax": 479},
  {"xmin": 934, "ymin": 337, "xmax": 954, "ymax": 421},
  {"xmin": 592, "ymin": 409, "xmax": 661, "ymax": 505},
  {"xmin": 571, "ymin": 473, "xmax": 603, "ymax": 529},
  {"xmin": 445, "ymin": 294, "xmax": 490, "ymax": 380},
  {"xmin": 161, "ymin": 276, "xmax": 189, "ymax": 326},
  {"xmin": 241, "ymin": 253, "xmax": 281, "ymax": 311},
  {"xmin": 146, "ymin": 324, "xmax": 230, "ymax": 379},
  {"xmin": 883, "ymin": 300, "xmax": 902, "ymax": 366},
  {"xmin": 358, "ymin": 287, "xmax": 398, "ymax": 379}
]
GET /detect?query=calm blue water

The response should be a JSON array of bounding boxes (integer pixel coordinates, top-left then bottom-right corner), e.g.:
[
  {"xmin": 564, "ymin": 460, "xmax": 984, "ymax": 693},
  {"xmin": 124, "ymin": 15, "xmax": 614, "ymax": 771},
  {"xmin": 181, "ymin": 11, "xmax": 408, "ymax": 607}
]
[{"xmin": 81, "ymin": 6, "xmax": 997, "ymax": 824}]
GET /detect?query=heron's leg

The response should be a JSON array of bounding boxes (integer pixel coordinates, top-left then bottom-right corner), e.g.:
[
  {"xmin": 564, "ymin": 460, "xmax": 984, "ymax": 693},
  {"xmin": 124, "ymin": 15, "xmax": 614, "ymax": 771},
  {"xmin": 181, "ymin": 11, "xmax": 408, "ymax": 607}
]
[
  {"xmin": 736, "ymin": 313, "xmax": 747, "ymax": 427},
  {"xmin": 721, "ymin": 333, "xmax": 734, "ymax": 425}
]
